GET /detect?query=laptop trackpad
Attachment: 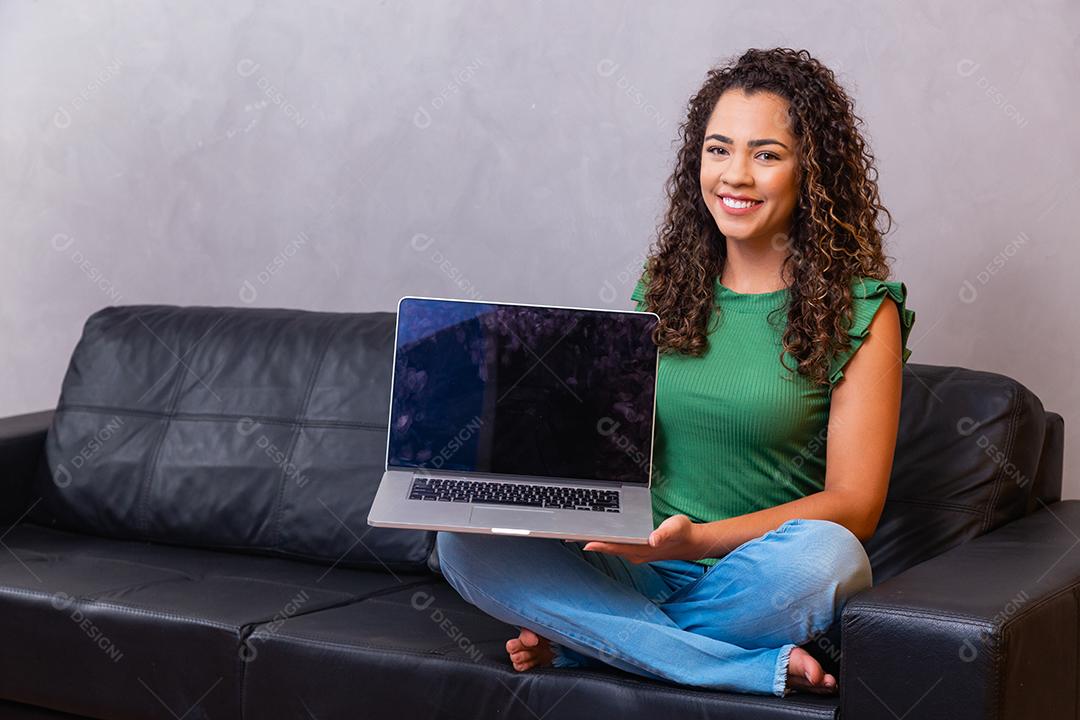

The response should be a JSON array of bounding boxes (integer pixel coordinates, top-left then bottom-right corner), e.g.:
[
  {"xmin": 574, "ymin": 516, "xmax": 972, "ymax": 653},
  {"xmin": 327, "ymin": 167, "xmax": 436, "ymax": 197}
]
[{"xmin": 470, "ymin": 505, "xmax": 562, "ymax": 531}]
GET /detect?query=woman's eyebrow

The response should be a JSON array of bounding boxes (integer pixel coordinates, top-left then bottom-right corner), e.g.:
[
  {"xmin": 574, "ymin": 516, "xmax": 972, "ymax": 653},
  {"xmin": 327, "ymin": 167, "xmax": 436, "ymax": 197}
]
[{"xmin": 704, "ymin": 133, "xmax": 789, "ymax": 150}]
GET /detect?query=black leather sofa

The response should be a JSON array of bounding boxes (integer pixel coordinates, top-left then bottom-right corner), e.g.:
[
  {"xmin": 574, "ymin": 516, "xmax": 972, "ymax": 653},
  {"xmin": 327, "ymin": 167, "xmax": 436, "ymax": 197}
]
[{"xmin": 0, "ymin": 304, "xmax": 1075, "ymax": 719}]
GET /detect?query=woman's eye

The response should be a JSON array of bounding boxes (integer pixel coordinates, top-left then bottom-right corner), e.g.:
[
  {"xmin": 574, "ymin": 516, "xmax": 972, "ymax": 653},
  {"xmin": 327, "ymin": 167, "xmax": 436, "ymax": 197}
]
[{"xmin": 705, "ymin": 147, "xmax": 778, "ymax": 161}]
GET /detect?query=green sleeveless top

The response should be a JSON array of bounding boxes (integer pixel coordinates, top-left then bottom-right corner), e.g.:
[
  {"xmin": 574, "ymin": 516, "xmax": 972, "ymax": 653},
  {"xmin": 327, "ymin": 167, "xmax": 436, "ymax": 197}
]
[{"xmin": 631, "ymin": 271, "xmax": 916, "ymax": 566}]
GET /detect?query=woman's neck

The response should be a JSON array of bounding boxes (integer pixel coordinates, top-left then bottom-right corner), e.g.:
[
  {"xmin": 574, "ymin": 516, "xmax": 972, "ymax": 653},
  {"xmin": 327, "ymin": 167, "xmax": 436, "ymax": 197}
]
[{"xmin": 719, "ymin": 240, "xmax": 791, "ymax": 293}]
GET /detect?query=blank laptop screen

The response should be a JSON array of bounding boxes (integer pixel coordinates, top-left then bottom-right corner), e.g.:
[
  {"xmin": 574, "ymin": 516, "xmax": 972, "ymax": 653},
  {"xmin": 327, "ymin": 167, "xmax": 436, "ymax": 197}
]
[{"xmin": 387, "ymin": 298, "xmax": 659, "ymax": 484}]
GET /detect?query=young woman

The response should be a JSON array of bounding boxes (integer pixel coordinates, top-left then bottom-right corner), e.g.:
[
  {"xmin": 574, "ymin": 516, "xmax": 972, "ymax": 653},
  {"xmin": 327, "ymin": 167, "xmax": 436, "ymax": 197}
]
[{"xmin": 435, "ymin": 47, "xmax": 916, "ymax": 697}]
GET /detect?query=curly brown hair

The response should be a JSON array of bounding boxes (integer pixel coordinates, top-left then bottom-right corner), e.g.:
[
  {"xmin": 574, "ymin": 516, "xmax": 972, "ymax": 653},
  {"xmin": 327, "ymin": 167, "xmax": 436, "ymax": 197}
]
[{"xmin": 640, "ymin": 47, "xmax": 894, "ymax": 386}]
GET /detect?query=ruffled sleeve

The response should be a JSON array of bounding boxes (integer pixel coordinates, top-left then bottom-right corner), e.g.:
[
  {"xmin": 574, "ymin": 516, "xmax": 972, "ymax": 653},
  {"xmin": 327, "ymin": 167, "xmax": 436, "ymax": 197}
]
[
  {"xmin": 630, "ymin": 264, "xmax": 649, "ymax": 311},
  {"xmin": 828, "ymin": 277, "xmax": 916, "ymax": 387}
]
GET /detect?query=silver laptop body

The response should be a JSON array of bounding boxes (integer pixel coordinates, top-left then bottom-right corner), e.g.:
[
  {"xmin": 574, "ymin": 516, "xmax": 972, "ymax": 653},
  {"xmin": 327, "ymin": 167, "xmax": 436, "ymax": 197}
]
[{"xmin": 367, "ymin": 295, "xmax": 660, "ymax": 544}]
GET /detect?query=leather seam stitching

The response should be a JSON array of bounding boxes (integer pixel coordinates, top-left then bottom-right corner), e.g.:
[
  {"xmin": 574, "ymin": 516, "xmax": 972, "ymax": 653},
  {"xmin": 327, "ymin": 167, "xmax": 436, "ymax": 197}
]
[
  {"xmin": 999, "ymin": 578, "xmax": 1080, "ymax": 631},
  {"xmin": 236, "ymin": 577, "xmax": 436, "ymax": 718},
  {"xmin": 844, "ymin": 604, "xmax": 996, "ymax": 629},
  {"xmin": 240, "ymin": 633, "xmax": 831, "ymax": 713},
  {"xmin": 6, "ymin": 528, "xmax": 435, "ymax": 575},
  {"xmin": 54, "ymin": 403, "xmax": 386, "ymax": 431},
  {"xmin": 269, "ymin": 323, "xmax": 343, "ymax": 549},
  {"xmin": 983, "ymin": 384, "xmax": 1021, "ymax": 533},
  {"xmin": 241, "ymin": 576, "xmax": 438, "ymax": 641},
  {"xmin": 0, "ymin": 586, "xmax": 236, "ymax": 631},
  {"xmin": 135, "ymin": 356, "xmax": 189, "ymax": 537},
  {"xmin": 885, "ymin": 498, "xmax": 983, "ymax": 514}
]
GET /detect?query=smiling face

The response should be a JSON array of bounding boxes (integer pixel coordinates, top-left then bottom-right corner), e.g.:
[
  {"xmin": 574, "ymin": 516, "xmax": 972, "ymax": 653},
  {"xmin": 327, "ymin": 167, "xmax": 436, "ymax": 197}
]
[{"xmin": 700, "ymin": 89, "xmax": 800, "ymax": 247}]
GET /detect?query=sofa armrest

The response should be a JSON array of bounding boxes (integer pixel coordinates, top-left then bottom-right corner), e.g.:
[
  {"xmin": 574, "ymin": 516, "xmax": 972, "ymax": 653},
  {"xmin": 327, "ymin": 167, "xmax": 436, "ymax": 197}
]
[
  {"xmin": 841, "ymin": 499, "xmax": 1080, "ymax": 720},
  {"xmin": 0, "ymin": 410, "xmax": 54, "ymax": 526}
]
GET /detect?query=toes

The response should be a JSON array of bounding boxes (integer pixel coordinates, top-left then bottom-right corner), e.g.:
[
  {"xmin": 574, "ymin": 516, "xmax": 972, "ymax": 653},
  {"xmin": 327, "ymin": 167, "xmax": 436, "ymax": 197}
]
[
  {"xmin": 790, "ymin": 647, "xmax": 824, "ymax": 684},
  {"xmin": 788, "ymin": 674, "xmax": 838, "ymax": 695},
  {"xmin": 519, "ymin": 628, "xmax": 540, "ymax": 647},
  {"xmin": 801, "ymin": 663, "xmax": 823, "ymax": 685},
  {"xmin": 785, "ymin": 648, "xmax": 838, "ymax": 695},
  {"xmin": 507, "ymin": 627, "xmax": 557, "ymax": 673}
]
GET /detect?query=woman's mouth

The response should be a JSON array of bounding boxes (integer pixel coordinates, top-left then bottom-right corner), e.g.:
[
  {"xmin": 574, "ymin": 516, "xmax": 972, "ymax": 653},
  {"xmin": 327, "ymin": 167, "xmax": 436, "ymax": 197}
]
[{"xmin": 718, "ymin": 195, "xmax": 764, "ymax": 216}]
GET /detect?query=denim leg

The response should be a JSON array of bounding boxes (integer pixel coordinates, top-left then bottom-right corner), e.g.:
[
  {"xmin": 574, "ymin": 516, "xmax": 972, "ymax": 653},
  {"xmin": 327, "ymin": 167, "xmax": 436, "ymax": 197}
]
[
  {"xmin": 659, "ymin": 518, "xmax": 873, "ymax": 686},
  {"xmin": 435, "ymin": 530, "xmax": 796, "ymax": 696},
  {"xmin": 545, "ymin": 540, "xmax": 681, "ymax": 670},
  {"xmin": 436, "ymin": 531, "xmax": 677, "ymax": 673}
]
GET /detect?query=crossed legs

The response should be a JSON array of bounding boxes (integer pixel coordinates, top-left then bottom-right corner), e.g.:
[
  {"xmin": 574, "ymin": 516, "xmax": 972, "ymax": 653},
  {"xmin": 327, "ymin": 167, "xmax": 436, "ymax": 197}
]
[{"xmin": 435, "ymin": 518, "xmax": 871, "ymax": 696}]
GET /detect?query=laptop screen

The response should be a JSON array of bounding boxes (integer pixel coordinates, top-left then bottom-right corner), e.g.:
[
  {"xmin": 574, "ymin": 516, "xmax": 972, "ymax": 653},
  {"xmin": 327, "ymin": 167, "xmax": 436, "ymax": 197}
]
[{"xmin": 386, "ymin": 297, "xmax": 659, "ymax": 484}]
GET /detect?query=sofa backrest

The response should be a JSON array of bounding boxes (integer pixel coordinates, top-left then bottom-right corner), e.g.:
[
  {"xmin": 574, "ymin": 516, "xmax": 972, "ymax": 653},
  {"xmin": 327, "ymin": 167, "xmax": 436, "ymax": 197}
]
[
  {"xmin": 867, "ymin": 363, "xmax": 1062, "ymax": 584},
  {"xmin": 31, "ymin": 305, "xmax": 435, "ymax": 573},
  {"xmin": 32, "ymin": 306, "xmax": 1062, "ymax": 582}
]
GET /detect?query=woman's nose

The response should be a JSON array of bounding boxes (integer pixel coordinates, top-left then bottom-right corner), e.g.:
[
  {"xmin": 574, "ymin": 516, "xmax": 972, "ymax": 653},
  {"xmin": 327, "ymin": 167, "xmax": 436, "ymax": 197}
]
[{"xmin": 721, "ymin": 150, "xmax": 753, "ymax": 187}]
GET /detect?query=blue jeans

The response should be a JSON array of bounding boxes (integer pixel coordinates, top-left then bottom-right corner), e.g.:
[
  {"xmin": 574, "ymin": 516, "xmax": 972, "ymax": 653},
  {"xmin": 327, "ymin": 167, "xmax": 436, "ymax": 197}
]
[{"xmin": 435, "ymin": 518, "xmax": 872, "ymax": 697}]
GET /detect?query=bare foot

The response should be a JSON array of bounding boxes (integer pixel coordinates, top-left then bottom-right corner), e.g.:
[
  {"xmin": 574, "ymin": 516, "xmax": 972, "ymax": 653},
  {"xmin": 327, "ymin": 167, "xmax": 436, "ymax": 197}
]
[
  {"xmin": 785, "ymin": 647, "xmax": 837, "ymax": 695},
  {"xmin": 505, "ymin": 627, "xmax": 556, "ymax": 672}
]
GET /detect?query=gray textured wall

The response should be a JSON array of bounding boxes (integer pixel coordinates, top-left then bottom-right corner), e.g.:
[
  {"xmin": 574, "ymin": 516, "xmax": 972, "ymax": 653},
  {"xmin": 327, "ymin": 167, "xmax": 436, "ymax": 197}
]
[{"xmin": 3, "ymin": 1, "xmax": 1078, "ymax": 498}]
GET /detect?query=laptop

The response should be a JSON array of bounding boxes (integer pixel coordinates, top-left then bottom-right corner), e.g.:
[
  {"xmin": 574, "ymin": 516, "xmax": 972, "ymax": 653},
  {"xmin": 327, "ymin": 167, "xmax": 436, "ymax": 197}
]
[{"xmin": 366, "ymin": 295, "xmax": 660, "ymax": 544}]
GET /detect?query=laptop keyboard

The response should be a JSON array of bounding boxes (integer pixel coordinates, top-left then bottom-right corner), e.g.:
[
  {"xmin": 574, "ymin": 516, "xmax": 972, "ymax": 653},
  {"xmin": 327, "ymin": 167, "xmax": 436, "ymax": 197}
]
[{"xmin": 408, "ymin": 476, "xmax": 621, "ymax": 512}]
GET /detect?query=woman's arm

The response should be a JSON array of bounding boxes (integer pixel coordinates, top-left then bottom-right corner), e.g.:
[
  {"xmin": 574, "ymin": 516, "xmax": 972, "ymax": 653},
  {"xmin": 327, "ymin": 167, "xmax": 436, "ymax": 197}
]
[
  {"xmin": 583, "ymin": 298, "xmax": 905, "ymax": 564},
  {"xmin": 692, "ymin": 297, "xmax": 905, "ymax": 558}
]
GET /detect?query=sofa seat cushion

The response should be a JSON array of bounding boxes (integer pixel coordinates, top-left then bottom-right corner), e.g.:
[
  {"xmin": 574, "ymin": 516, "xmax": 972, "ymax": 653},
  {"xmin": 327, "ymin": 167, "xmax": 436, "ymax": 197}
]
[
  {"xmin": 0, "ymin": 523, "xmax": 432, "ymax": 719},
  {"xmin": 242, "ymin": 578, "xmax": 840, "ymax": 719}
]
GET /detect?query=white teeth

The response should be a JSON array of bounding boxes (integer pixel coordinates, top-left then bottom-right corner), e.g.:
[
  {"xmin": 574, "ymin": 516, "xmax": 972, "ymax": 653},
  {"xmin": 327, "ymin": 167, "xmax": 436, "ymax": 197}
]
[{"xmin": 721, "ymin": 196, "xmax": 761, "ymax": 209}]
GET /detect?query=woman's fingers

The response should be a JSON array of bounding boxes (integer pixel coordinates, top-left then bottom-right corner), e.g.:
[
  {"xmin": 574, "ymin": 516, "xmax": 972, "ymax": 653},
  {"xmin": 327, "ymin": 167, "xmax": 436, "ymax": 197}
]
[
  {"xmin": 585, "ymin": 542, "xmax": 644, "ymax": 562},
  {"xmin": 587, "ymin": 544, "xmax": 630, "ymax": 557}
]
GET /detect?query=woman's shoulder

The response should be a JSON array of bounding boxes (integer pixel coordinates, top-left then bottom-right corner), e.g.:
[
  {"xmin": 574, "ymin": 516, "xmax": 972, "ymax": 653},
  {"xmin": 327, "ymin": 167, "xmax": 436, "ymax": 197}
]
[
  {"xmin": 847, "ymin": 276, "xmax": 915, "ymax": 334},
  {"xmin": 850, "ymin": 275, "xmax": 906, "ymax": 301},
  {"xmin": 630, "ymin": 264, "xmax": 650, "ymax": 309},
  {"xmin": 828, "ymin": 275, "xmax": 917, "ymax": 386}
]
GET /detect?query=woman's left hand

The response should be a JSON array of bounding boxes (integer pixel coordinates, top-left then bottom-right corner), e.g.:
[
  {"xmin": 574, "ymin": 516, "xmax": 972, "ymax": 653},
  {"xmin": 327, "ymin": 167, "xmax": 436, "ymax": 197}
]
[{"xmin": 580, "ymin": 514, "xmax": 704, "ymax": 564}]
